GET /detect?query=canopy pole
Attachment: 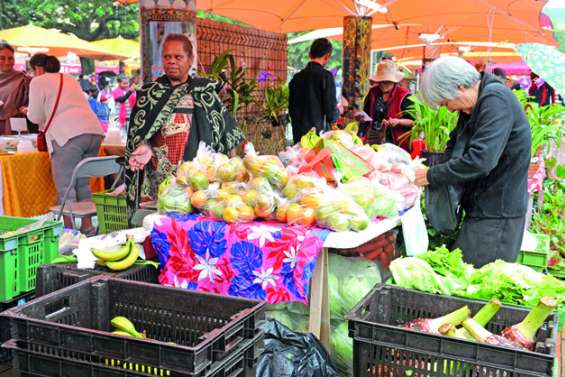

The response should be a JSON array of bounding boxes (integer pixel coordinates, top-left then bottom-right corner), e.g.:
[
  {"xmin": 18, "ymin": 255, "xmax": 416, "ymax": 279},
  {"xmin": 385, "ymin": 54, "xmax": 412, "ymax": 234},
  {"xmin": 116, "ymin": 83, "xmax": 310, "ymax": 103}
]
[
  {"xmin": 139, "ymin": 0, "xmax": 197, "ymax": 84},
  {"xmin": 342, "ymin": 16, "xmax": 372, "ymax": 112}
]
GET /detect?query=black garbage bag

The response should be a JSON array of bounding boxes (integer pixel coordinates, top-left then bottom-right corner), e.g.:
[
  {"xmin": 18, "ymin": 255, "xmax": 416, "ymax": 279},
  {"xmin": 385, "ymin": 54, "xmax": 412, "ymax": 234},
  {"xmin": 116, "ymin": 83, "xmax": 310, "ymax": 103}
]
[{"xmin": 257, "ymin": 319, "xmax": 340, "ymax": 377}]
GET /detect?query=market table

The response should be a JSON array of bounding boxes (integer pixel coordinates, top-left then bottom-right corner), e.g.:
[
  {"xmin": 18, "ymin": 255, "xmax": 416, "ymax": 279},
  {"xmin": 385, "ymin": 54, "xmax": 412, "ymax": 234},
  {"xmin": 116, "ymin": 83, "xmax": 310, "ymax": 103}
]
[
  {"xmin": 146, "ymin": 212, "xmax": 401, "ymax": 351},
  {"xmin": 0, "ymin": 152, "xmax": 57, "ymax": 217},
  {"xmin": 0, "ymin": 152, "xmax": 105, "ymax": 217}
]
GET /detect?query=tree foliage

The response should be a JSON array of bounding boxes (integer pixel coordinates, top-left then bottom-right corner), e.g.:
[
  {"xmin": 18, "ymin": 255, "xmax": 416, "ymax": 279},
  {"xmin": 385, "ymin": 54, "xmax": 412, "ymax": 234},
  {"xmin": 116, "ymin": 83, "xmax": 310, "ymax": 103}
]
[
  {"xmin": 287, "ymin": 32, "xmax": 342, "ymax": 78},
  {"xmin": 0, "ymin": 0, "xmax": 139, "ymax": 41},
  {"xmin": 554, "ymin": 29, "xmax": 565, "ymax": 54}
]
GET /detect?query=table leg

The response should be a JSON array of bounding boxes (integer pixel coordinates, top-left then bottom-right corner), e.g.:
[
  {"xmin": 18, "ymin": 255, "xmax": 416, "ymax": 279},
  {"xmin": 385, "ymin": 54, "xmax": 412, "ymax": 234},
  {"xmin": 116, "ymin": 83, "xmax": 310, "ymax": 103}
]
[{"xmin": 309, "ymin": 247, "xmax": 331, "ymax": 351}]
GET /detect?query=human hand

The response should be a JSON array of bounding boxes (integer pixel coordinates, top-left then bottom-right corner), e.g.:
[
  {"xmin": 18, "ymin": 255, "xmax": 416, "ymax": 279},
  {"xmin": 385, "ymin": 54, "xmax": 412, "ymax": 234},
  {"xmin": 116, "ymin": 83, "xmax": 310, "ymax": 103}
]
[
  {"xmin": 415, "ymin": 167, "xmax": 430, "ymax": 187},
  {"xmin": 384, "ymin": 118, "xmax": 400, "ymax": 127},
  {"xmin": 19, "ymin": 106, "xmax": 28, "ymax": 115},
  {"xmin": 128, "ymin": 144, "xmax": 152, "ymax": 171}
]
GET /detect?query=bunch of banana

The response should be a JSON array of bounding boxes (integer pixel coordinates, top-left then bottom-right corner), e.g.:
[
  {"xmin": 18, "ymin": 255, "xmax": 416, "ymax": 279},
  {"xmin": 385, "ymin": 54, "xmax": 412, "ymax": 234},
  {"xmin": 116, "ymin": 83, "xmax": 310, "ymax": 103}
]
[
  {"xmin": 106, "ymin": 317, "xmax": 171, "ymax": 376},
  {"xmin": 300, "ymin": 128, "xmax": 320, "ymax": 150},
  {"xmin": 91, "ymin": 236, "xmax": 140, "ymax": 271},
  {"xmin": 111, "ymin": 316, "xmax": 145, "ymax": 339}
]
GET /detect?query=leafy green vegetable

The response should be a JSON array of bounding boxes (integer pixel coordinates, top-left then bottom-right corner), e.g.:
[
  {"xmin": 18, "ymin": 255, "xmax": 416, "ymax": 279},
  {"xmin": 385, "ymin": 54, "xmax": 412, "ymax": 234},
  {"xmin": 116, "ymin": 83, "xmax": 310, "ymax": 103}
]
[
  {"xmin": 390, "ymin": 248, "xmax": 565, "ymax": 328},
  {"xmin": 390, "ymin": 257, "xmax": 467, "ymax": 295},
  {"xmin": 417, "ymin": 246, "xmax": 472, "ymax": 278},
  {"xmin": 331, "ymin": 321, "xmax": 353, "ymax": 376},
  {"xmin": 328, "ymin": 254, "xmax": 381, "ymax": 319}
]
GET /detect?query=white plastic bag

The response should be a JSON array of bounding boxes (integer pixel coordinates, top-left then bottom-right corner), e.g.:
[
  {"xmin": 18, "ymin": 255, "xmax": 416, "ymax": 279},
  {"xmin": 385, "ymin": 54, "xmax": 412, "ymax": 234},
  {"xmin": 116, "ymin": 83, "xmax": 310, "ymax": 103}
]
[{"xmin": 401, "ymin": 193, "xmax": 428, "ymax": 256}]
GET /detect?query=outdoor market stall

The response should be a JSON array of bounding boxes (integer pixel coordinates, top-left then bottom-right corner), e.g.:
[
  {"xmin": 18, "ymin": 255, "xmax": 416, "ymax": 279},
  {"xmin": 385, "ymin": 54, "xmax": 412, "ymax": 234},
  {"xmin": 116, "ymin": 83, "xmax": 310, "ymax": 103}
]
[
  {"xmin": 113, "ymin": 128, "xmax": 423, "ymax": 372},
  {"xmin": 0, "ymin": 142, "xmax": 111, "ymax": 217}
]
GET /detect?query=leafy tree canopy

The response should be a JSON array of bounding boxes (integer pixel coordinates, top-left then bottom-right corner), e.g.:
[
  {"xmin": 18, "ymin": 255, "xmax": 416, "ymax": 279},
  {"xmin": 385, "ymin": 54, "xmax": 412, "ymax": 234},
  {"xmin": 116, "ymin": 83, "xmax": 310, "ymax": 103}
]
[{"xmin": 0, "ymin": 0, "xmax": 139, "ymax": 41}]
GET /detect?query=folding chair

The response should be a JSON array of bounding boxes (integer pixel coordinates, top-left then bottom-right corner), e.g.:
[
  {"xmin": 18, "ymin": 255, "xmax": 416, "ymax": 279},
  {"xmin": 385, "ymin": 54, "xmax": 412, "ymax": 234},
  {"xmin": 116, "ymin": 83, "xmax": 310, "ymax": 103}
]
[{"xmin": 50, "ymin": 155, "xmax": 123, "ymax": 231}]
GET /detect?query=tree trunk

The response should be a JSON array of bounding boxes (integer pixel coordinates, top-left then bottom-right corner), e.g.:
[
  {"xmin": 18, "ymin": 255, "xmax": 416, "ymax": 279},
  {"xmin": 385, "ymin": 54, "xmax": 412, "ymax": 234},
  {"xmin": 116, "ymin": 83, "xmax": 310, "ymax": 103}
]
[{"xmin": 80, "ymin": 57, "xmax": 95, "ymax": 75}]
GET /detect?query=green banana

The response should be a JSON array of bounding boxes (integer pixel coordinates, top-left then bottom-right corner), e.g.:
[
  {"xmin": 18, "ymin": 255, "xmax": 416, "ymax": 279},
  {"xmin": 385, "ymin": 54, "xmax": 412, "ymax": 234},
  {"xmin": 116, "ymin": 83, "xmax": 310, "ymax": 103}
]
[
  {"xmin": 111, "ymin": 316, "xmax": 144, "ymax": 339},
  {"xmin": 50, "ymin": 255, "xmax": 78, "ymax": 264},
  {"xmin": 91, "ymin": 237, "xmax": 133, "ymax": 261},
  {"xmin": 112, "ymin": 330, "xmax": 133, "ymax": 337},
  {"xmin": 105, "ymin": 240, "xmax": 140, "ymax": 271}
]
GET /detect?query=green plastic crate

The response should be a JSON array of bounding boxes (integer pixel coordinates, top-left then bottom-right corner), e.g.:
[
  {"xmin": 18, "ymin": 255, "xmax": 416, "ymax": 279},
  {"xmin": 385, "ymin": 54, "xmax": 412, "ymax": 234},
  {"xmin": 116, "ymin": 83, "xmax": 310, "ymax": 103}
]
[
  {"xmin": 516, "ymin": 233, "xmax": 550, "ymax": 272},
  {"xmin": 549, "ymin": 268, "xmax": 565, "ymax": 279},
  {"xmin": 92, "ymin": 192, "xmax": 129, "ymax": 234},
  {"xmin": 0, "ymin": 216, "xmax": 63, "ymax": 302}
]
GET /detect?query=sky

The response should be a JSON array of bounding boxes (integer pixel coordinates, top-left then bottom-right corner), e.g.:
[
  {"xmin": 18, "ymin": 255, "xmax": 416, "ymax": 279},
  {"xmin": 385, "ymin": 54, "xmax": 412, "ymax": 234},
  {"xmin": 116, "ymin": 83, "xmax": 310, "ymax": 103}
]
[{"xmin": 546, "ymin": 0, "xmax": 565, "ymax": 9}]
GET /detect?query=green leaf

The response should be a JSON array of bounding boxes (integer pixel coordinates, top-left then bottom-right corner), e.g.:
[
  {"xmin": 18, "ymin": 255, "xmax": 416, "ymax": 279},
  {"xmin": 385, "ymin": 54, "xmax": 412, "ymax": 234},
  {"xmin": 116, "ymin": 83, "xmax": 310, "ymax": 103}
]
[{"xmin": 556, "ymin": 165, "xmax": 565, "ymax": 179}]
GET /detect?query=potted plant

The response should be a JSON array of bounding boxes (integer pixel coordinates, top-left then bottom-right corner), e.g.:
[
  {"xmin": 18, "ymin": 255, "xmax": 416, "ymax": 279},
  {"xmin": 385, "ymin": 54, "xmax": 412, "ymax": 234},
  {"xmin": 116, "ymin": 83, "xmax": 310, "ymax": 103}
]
[
  {"xmin": 526, "ymin": 103, "xmax": 564, "ymax": 159},
  {"xmin": 207, "ymin": 50, "xmax": 257, "ymax": 120},
  {"xmin": 264, "ymin": 83, "xmax": 289, "ymax": 127},
  {"xmin": 514, "ymin": 90, "xmax": 565, "ymax": 175},
  {"xmin": 404, "ymin": 93, "xmax": 459, "ymax": 165}
]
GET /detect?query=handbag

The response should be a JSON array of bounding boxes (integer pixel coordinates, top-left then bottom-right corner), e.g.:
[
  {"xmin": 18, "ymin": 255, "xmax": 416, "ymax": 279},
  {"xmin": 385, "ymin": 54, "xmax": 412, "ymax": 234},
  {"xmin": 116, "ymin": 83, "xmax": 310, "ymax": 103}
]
[
  {"xmin": 37, "ymin": 73, "xmax": 63, "ymax": 152},
  {"xmin": 425, "ymin": 122, "xmax": 470, "ymax": 234}
]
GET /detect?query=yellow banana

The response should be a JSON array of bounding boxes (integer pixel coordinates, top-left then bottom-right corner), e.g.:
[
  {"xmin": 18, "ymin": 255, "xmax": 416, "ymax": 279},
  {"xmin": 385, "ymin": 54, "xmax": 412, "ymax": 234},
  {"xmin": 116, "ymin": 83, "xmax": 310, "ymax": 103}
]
[
  {"xmin": 111, "ymin": 316, "xmax": 144, "ymax": 338},
  {"xmin": 91, "ymin": 237, "xmax": 133, "ymax": 261},
  {"xmin": 105, "ymin": 241, "xmax": 139, "ymax": 271}
]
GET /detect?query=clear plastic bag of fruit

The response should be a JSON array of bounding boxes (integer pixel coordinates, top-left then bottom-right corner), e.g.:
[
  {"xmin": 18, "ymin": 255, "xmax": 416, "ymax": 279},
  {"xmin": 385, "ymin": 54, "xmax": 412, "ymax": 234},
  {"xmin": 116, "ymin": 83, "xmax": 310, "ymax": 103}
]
[
  {"xmin": 281, "ymin": 174, "xmax": 328, "ymax": 202},
  {"xmin": 243, "ymin": 143, "xmax": 289, "ymax": 190},
  {"xmin": 320, "ymin": 129, "xmax": 362, "ymax": 148},
  {"xmin": 275, "ymin": 200, "xmax": 317, "ymax": 227},
  {"xmin": 315, "ymin": 189, "xmax": 370, "ymax": 232},
  {"xmin": 176, "ymin": 160, "xmax": 204, "ymax": 187},
  {"xmin": 279, "ymin": 145, "xmax": 307, "ymax": 168},
  {"xmin": 204, "ymin": 193, "xmax": 256, "ymax": 223},
  {"xmin": 216, "ymin": 156, "xmax": 249, "ymax": 183},
  {"xmin": 338, "ymin": 177, "xmax": 400, "ymax": 219},
  {"xmin": 157, "ymin": 176, "xmax": 193, "ymax": 214}
]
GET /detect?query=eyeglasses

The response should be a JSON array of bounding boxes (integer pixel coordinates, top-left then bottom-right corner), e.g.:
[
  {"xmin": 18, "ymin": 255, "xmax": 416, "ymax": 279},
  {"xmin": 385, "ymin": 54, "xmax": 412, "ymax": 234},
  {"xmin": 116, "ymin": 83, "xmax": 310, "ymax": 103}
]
[{"xmin": 378, "ymin": 81, "xmax": 395, "ymax": 85}]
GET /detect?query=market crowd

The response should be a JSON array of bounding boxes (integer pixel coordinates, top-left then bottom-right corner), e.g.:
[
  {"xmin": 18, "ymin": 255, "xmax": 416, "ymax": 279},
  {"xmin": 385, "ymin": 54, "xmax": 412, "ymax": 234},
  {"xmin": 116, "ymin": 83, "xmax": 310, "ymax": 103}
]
[{"xmin": 0, "ymin": 35, "xmax": 561, "ymax": 268}]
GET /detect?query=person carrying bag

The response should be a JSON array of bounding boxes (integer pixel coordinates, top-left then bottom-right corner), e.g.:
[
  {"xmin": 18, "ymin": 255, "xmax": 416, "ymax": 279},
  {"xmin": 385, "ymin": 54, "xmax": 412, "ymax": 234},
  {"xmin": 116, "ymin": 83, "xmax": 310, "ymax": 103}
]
[{"xmin": 36, "ymin": 73, "xmax": 63, "ymax": 152}]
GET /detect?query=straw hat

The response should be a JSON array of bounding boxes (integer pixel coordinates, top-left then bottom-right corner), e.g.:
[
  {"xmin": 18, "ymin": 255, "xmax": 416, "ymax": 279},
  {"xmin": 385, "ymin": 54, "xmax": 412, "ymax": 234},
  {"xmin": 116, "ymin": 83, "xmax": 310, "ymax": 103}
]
[{"xmin": 370, "ymin": 60, "xmax": 404, "ymax": 83}]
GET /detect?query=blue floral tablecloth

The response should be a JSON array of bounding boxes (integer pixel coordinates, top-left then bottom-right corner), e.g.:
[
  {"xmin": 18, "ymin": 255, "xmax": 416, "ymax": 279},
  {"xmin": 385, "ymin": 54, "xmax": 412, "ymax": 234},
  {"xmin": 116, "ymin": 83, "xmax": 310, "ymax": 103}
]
[{"xmin": 151, "ymin": 213, "xmax": 330, "ymax": 304}]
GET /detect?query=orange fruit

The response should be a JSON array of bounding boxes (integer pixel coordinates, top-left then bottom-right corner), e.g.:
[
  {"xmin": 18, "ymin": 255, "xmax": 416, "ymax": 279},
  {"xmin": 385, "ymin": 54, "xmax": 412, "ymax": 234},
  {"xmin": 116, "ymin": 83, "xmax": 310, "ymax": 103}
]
[
  {"xmin": 300, "ymin": 194, "xmax": 322, "ymax": 209},
  {"xmin": 222, "ymin": 207, "xmax": 239, "ymax": 223},
  {"xmin": 299, "ymin": 207, "xmax": 316, "ymax": 226},
  {"xmin": 286, "ymin": 204, "xmax": 303, "ymax": 225},
  {"xmin": 254, "ymin": 206, "xmax": 273, "ymax": 218},
  {"xmin": 238, "ymin": 205, "xmax": 255, "ymax": 222},
  {"xmin": 275, "ymin": 206, "xmax": 288, "ymax": 223},
  {"xmin": 216, "ymin": 189, "xmax": 231, "ymax": 202},
  {"xmin": 190, "ymin": 190, "xmax": 207, "ymax": 209},
  {"xmin": 242, "ymin": 189, "xmax": 259, "ymax": 207}
]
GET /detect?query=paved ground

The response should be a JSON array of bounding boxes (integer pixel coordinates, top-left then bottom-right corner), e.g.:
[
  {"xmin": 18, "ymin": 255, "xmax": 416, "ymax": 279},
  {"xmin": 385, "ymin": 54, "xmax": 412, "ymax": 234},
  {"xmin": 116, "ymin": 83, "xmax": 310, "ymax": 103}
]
[{"xmin": 0, "ymin": 362, "xmax": 17, "ymax": 377}]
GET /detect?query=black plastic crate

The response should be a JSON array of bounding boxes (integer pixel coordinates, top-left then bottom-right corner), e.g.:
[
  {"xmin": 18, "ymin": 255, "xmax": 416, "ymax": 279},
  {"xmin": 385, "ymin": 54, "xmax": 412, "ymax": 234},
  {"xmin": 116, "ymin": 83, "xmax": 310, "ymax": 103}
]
[
  {"xmin": 3, "ymin": 333, "xmax": 262, "ymax": 377},
  {"xmin": 1, "ymin": 291, "xmax": 34, "ymax": 363},
  {"xmin": 1, "ymin": 276, "xmax": 265, "ymax": 376},
  {"xmin": 346, "ymin": 285, "xmax": 558, "ymax": 377},
  {"xmin": 35, "ymin": 263, "xmax": 159, "ymax": 297}
]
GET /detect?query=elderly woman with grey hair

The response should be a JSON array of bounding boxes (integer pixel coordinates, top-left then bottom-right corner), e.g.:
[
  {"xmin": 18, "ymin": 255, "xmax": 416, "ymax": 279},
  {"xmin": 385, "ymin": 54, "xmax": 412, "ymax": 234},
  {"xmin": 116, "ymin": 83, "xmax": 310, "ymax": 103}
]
[{"xmin": 414, "ymin": 56, "xmax": 531, "ymax": 267}]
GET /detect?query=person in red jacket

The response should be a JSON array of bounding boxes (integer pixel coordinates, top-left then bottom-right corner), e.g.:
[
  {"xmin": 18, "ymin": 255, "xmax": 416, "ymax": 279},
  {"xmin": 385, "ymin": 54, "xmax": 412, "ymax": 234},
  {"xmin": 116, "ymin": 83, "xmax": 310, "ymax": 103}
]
[{"xmin": 362, "ymin": 60, "xmax": 414, "ymax": 151}]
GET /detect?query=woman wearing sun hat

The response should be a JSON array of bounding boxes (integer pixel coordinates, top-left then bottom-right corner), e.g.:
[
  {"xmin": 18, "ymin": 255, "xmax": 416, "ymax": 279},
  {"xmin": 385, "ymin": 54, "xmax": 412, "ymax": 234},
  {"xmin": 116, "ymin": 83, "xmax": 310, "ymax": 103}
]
[{"xmin": 362, "ymin": 59, "xmax": 414, "ymax": 151}]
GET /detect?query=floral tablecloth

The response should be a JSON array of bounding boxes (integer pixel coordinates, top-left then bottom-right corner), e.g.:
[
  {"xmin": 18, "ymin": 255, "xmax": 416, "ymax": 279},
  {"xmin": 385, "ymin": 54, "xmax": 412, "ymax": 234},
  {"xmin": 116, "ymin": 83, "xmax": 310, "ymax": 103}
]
[{"xmin": 151, "ymin": 213, "xmax": 330, "ymax": 304}]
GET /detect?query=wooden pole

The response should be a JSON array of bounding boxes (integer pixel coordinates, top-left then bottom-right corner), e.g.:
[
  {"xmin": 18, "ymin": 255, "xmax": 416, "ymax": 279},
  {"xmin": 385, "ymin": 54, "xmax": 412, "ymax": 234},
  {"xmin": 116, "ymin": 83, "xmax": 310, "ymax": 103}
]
[
  {"xmin": 342, "ymin": 16, "xmax": 372, "ymax": 112},
  {"xmin": 139, "ymin": 0, "xmax": 197, "ymax": 84}
]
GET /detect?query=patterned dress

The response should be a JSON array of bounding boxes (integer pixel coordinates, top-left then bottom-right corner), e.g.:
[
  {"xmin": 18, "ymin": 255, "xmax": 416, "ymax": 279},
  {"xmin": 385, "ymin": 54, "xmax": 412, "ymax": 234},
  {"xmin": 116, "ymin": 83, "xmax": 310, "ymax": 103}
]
[{"xmin": 125, "ymin": 76, "xmax": 245, "ymax": 219}]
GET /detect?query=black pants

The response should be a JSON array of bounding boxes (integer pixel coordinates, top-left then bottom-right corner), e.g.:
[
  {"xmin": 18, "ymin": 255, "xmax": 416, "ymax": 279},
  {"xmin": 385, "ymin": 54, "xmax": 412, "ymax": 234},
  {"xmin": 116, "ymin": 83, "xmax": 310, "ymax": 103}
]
[{"xmin": 454, "ymin": 216, "xmax": 526, "ymax": 268}]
